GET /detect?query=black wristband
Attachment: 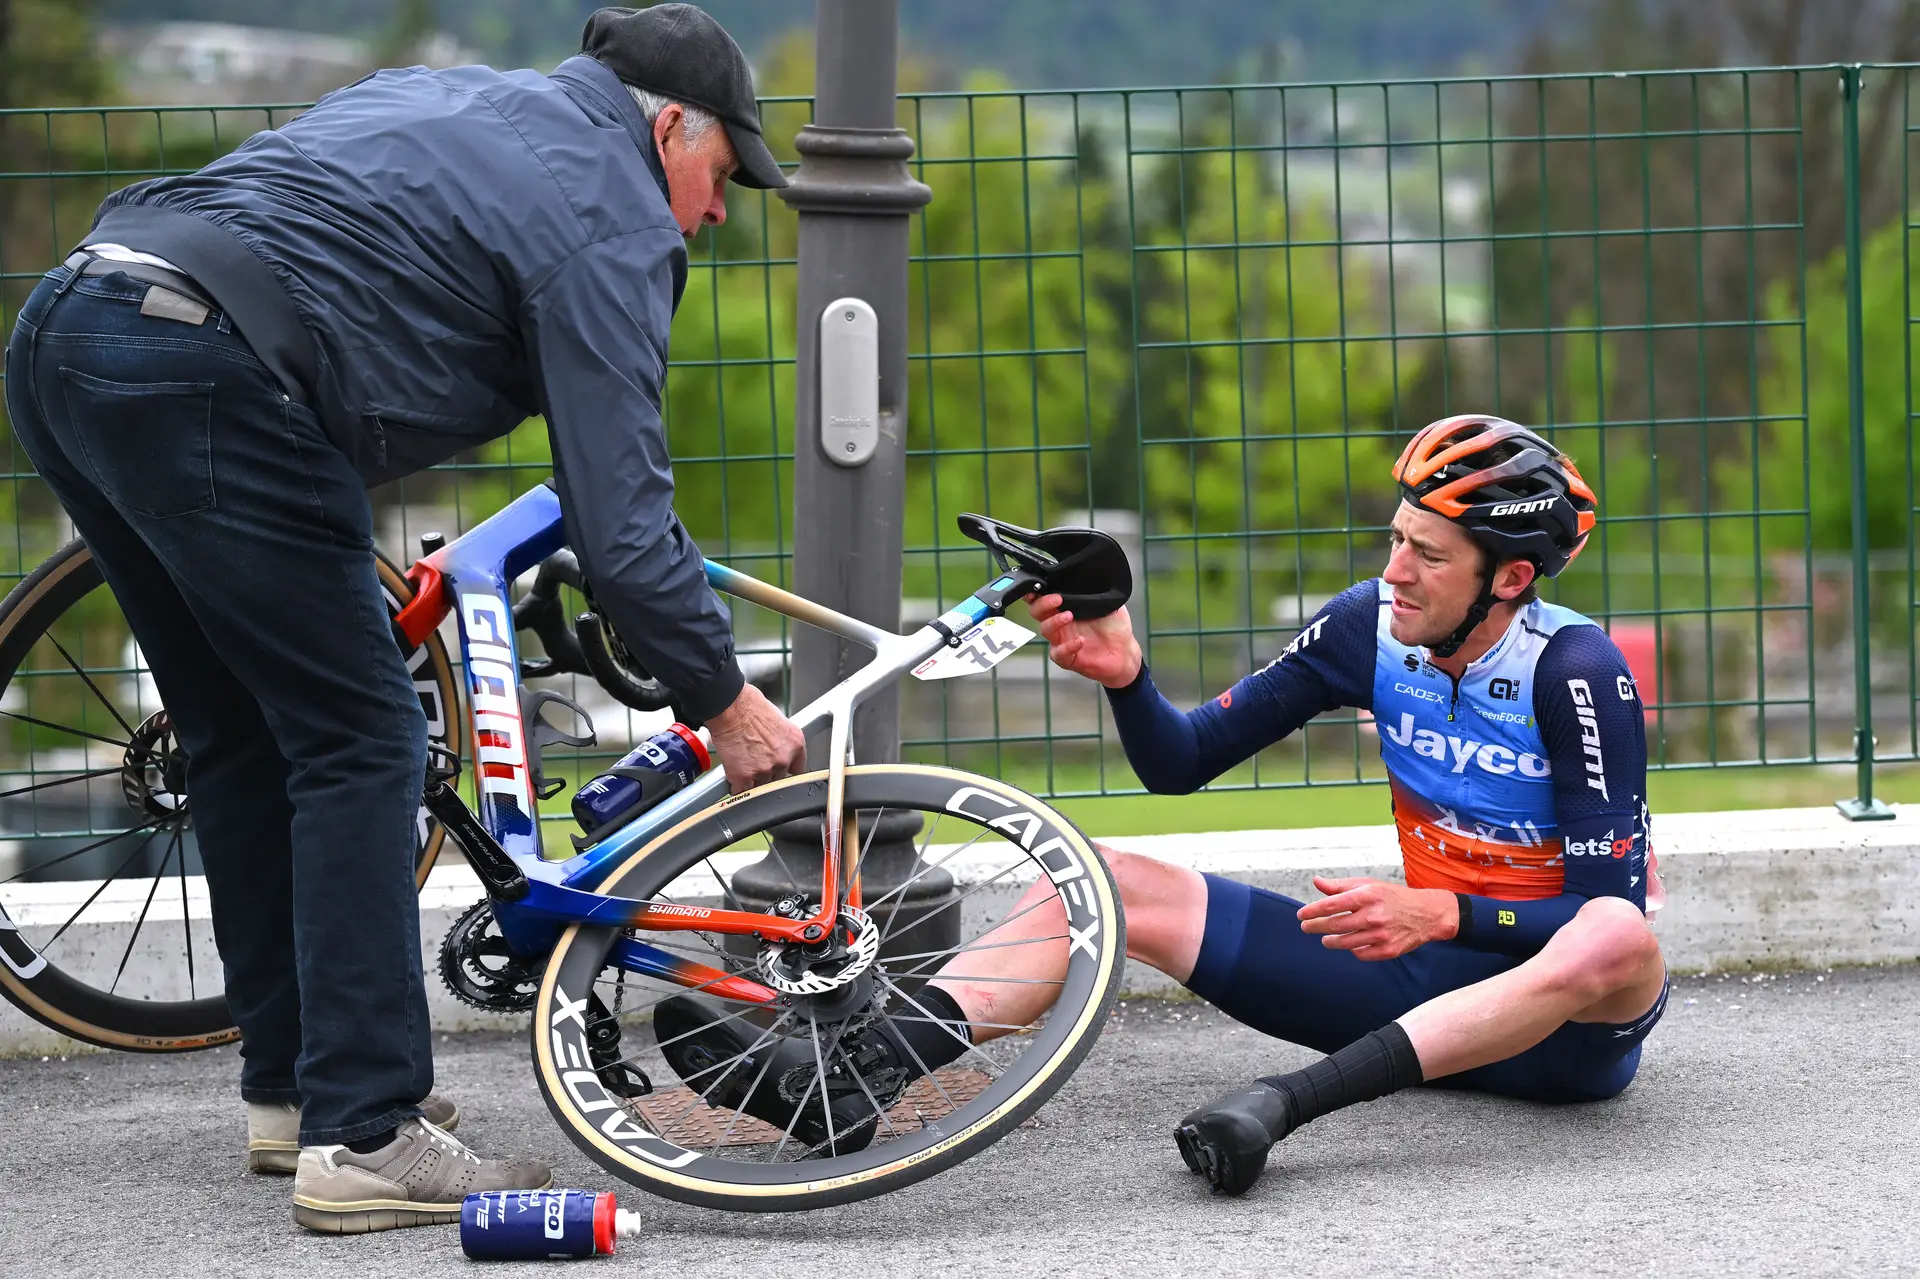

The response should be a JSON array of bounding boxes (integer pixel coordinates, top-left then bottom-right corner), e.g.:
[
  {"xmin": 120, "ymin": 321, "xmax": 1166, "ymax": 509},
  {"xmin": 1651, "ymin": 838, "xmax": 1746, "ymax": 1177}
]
[
  {"xmin": 1453, "ymin": 893, "xmax": 1474, "ymax": 941},
  {"xmin": 1108, "ymin": 661, "xmax": 1150, "ymax": 696}
]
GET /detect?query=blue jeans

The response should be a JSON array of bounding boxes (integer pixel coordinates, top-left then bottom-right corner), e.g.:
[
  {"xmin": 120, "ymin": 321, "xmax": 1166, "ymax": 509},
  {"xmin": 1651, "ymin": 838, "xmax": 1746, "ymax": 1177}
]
[{"xmin": 4, "ymin": 266, "xmax": 431, "ymax": 1144}]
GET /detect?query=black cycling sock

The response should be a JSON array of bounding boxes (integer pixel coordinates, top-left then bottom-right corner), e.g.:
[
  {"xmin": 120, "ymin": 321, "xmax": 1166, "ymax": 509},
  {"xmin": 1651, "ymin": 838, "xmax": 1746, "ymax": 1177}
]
[
  {"xmin": 344, "ymin": 1127, "xmax": 400, "ymax": 1155},
  {"xmin": 890, "ymin": 983, "xmax": 973, "ymax": 1074},
  {"xmin": 1255, "ymin": 1021, "xmax": 1424, "ymax": 1136}
]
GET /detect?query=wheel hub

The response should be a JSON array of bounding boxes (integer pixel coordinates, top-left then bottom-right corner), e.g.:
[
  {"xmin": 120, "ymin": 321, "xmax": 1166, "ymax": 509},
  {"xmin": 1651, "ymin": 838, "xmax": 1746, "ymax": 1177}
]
[
  {"xmin": 758, "ymin": 906, "xmax": 880, "ymax": 997},
  {"xmin": 121, "ymin": 710, "xmax": 190, "ymax": 825}
]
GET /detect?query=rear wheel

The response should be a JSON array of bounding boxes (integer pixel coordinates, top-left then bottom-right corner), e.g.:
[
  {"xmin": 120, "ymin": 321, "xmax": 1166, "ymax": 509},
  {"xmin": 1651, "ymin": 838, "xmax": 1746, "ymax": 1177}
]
[
  {"xmin": 533, "ymin": 764, "xmax": 1124, "ymax": 1211},
  {"xmin": 0, "ymin": 538, "xmax": 459, "ymax": 1051}
]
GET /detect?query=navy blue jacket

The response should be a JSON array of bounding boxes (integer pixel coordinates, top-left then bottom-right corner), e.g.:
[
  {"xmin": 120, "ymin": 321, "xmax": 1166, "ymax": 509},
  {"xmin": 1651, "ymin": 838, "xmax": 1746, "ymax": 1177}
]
[{"xmin": 89, "ymin": 55, "xmax": 744, "ymax": 720}]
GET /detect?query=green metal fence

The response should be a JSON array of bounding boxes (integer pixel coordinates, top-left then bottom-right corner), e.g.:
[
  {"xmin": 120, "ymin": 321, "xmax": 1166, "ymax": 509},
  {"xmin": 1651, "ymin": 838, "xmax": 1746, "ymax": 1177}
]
[{"xmin": 2, "ymin": 64, "xmax": 1917, "ymax": 827}]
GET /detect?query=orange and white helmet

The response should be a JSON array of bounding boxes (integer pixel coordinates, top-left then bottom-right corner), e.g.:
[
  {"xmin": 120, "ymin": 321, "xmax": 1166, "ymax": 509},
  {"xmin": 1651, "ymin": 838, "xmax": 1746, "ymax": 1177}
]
[{"xmin": 1392, "ymin": 414, "xmax": 1597, "ymax": 579}]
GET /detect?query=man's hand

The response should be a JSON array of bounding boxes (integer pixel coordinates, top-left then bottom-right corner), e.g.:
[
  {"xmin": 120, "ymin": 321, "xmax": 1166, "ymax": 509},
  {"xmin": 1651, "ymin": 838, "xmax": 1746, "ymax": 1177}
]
[
  {"xmin": 1295, "ymin": 876, "xmax": 1459, "ymax": 961},
  {"xmin": 1027, "ymin": 593, "xmax": 1143, "ymax": 689},
  {"xmin": 704, "ymin": 683, "xmax": 806, "ymax": 793}
]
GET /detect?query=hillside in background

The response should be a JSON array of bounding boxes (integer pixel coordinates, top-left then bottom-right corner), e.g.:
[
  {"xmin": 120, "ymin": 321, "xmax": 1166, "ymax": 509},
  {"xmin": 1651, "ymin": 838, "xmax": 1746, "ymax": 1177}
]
[{"xmin": 92, "ymin": 0, "xmax": 1559, "ymax": 88}]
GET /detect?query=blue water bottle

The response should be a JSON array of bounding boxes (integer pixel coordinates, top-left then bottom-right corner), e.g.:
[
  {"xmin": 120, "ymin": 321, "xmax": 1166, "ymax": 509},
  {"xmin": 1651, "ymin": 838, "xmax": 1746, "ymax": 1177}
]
[
  {"xmin": 571, "ymin": 723, "xmax": 711, "ymax": 839},
  {"xmin": 460, "ymin": 1189, "xmax": 641, "ymax": 1260}
]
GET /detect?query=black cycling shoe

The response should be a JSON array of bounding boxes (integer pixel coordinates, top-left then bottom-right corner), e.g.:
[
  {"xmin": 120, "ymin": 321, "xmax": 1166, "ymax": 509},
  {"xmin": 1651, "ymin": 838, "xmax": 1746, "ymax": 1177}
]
[
  {"xmin": 1173, "ymin": 1082, "xmax": 1296, "ymax": 1197},
  {"xmin": 654, "ymin": 993, "xmax": 916, "ymax": 1154}
]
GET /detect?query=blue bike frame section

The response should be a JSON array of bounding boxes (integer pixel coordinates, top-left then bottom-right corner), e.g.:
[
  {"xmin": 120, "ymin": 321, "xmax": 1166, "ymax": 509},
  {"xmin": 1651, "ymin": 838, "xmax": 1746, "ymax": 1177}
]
[{"xmin": 433, "ymin": 483, "xmax": 994, "ymax": 968}]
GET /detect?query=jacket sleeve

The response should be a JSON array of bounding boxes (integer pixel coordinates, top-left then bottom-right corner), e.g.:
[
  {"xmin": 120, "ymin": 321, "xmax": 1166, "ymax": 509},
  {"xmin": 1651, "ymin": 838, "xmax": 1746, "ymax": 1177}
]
[
  {"xmin": 1103, "ymin": 580, "xmax": 1380, "ymax": 793},
  {"xmin": 519, "ymin": 230, "xmax": 745, "ymax": 723}
]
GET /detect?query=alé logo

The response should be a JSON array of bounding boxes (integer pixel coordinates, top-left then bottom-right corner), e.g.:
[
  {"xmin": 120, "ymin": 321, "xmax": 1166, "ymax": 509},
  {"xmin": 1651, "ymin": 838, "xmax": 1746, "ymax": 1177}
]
[{"xmin": 1381, "ymin": 711, "xmax": 1551, "ymax": 777}]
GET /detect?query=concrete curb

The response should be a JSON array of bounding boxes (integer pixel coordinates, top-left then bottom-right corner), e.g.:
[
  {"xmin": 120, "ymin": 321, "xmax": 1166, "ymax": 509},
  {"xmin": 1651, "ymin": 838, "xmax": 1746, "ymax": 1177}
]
[{"xmin": 3, "ymin": 804, "xmax": 1914, "ymax": 1055}]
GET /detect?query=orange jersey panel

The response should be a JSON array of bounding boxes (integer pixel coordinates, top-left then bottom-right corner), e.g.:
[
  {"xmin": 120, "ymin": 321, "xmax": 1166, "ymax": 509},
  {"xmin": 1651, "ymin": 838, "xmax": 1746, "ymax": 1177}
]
[{"xmin": 1390, "ymin": 778, "xmax": 1566, "ymax": 900}]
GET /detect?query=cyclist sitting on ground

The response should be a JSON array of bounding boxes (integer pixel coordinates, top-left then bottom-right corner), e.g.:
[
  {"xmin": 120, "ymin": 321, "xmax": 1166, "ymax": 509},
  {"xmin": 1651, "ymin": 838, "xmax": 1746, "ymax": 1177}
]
[{"xmin": 659, "ymin": 414, "xmax": 1669, "ymax": 1195}]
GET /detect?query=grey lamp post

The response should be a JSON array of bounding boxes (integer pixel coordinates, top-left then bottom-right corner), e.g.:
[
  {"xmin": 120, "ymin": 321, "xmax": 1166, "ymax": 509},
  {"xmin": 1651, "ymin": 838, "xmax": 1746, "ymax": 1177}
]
[{"xmin": 729, "ymin": 0, "xmax": 958, "ymax": 965}]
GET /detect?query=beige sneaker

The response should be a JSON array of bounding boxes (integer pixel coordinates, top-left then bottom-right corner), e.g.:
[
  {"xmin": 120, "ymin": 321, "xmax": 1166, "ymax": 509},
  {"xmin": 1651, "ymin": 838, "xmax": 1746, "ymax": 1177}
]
[
  {"xmin": 291, "ymin": 1118, "xmax": 550, "ymax": 1234},
  {"xmin": 246, "ymin": 1093, "xmax": 461, "ymax": 1174}
]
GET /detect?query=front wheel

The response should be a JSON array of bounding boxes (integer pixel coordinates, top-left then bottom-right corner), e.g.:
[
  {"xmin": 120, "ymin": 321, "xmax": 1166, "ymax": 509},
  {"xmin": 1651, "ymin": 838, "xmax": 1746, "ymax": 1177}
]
[{"xmin": 533, "ymin": 764, "xmax": 1125, "ymax": 1211}]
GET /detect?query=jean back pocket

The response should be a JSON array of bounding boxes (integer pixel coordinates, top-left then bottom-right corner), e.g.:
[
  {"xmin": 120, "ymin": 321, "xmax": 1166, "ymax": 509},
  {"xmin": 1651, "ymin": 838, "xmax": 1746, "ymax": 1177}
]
[{"xmin": 59, "ymin": 367, "xmax": 216, "ymax": 518}]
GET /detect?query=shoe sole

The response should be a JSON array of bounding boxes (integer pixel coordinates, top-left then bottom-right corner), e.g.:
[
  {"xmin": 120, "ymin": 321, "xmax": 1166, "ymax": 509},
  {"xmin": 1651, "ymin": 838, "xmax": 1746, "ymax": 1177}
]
[
  {"xmin": 249, "ymin": 1111, "xmax": 458, "ymax": 1176},
  {"xmin": 291, "ymin": 1176, "xmax": 548, "ymax": 1235},
  {"xmin": 1172, "ymin": 1123, "xmax": 1232, "ymax": 1195}
]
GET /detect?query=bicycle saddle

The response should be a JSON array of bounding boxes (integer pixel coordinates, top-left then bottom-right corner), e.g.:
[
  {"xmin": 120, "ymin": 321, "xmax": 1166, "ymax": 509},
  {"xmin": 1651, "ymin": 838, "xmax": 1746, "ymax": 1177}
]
[{"xmin": 956, "ymin": 512, "xmax": 1133, "ymax": 620}]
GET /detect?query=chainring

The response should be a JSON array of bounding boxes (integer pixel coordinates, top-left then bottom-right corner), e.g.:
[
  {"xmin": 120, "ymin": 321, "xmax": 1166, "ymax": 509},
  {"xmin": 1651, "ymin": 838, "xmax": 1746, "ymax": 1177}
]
[{"xmin": 439, "ymin": 898, "xmax": 542, "ymax": 1013}]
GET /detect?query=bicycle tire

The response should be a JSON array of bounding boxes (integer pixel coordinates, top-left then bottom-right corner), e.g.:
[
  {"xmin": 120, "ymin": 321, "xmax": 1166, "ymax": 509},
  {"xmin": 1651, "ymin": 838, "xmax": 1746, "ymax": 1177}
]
[
  {"xmin": 0, "ymin": 538, "xmax": 460, "ymax": 1051},
  {"xmin": 533, "ymin": 764, "xmax": 1125, "ymax": 1212}
]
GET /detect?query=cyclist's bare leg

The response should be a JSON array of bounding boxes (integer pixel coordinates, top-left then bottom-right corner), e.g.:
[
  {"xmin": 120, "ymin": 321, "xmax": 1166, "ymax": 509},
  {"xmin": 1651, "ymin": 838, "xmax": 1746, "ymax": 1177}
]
[
  {"xmin": 1399, "ymin": 895, "xmax": 1666, "ymax": 1076},
  {"xmin": 932, "ymin": 848, "xmax": 1206, "ymax": 1040}
]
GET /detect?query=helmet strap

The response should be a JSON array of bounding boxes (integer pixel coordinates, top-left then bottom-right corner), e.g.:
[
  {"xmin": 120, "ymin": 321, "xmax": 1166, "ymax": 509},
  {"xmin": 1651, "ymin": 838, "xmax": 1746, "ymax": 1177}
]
[{"xmin": 1428, "ymin": 561, "xmax": 1502, "ymax": 660}]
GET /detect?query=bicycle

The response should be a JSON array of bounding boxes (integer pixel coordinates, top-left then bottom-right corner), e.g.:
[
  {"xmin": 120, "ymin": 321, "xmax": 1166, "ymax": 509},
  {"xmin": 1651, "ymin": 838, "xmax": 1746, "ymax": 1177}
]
[{"xmin": 0, "ymin": 481, "xmax": 1131, "ymax": 1210}]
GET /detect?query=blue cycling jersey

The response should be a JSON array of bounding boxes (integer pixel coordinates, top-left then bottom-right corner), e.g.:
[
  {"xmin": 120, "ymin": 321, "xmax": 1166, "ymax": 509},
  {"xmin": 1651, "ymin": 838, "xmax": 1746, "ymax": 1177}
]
[{"xmin": 1106, "ymin": 578, "xmax": 1654, "ymax": 957}]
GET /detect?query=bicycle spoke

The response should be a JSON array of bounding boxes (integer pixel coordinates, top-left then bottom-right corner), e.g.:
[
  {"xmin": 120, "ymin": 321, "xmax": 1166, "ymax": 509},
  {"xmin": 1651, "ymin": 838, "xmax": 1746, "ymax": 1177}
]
[
  {"xmin": 49, "ymin": 637, "xmax": 138, "ymax": 739},
  {"xmin": 860, "ymin": 826, "xmax": 993, "ymax": 917},
  {"xmin": 849, "ymin": 805, "xmax": 887, "ymax": 889},
  {"xmin": 0, "ymin": 707, "xmax": 130, "ymax": 751},
  {"xmin": 900, "ymin": 974, "xmax": 1062, "ymax": 987},
  {"xmin": 715, "ymin": 1018, "xmax": 791, "ymax": 1147},
  {"xmin": 832, "ymin": 1035, "xmax": 902, "ymax": 1140},
  {"xmin": 876, "ymin": 854, "xmax": 1046, "ymax": 956},
  {"xmin": 876, "ymin": 972, "xmax": 1006, "ymax": 1083},
  {"xmin": 864, "ymin": 980, "xmax": 963, "ymax": 1117},
  {"xmin": 894, "ymin": 894, "xmax": 1066, "ymax": 981},
  {"xmin": 110, "ymin": 827, "xmax": 179, "ymax": 996},
  {"xmin": 665, "ymin": 1007, "xmax": 797, "ymax": 1123},
  {"xmin": 771, "ymin": 1011, "xmax": 863, "ymax": 1163},
  {"xmin": 0, "ymin": 766, "xmax": 121, "ymax": 801},
  {"xmin": 176, "ymin": 827, "xmax": 196, "ymax": 999},
  {"xmin": 0, "ymin": 815, "xmax": 168, "ymax": 885},
  {"xmin": 886, "ymin": 1011, "xmax": 1043, "ymax": 1034},
  {"xmin": 878, "ymin": 932, "xmax": 1069, "ymax": 966},
  {"xmin": 38, "ymin": 829, "xmax": 162, "ymax": 954},
  {"xmin": 806, "ymin": 1007, "xmax": 838, "ymax": 1153},
  {"xmin": 762, "ymin": 830, "xmax": 806, "ymax": 896}
]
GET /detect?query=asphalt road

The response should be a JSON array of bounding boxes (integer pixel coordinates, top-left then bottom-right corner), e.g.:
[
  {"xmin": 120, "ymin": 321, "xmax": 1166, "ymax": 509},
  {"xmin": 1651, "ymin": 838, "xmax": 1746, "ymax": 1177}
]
[{"xmin": 2, "ymin": 966, "xmax": 1914, "ymax": 1278}]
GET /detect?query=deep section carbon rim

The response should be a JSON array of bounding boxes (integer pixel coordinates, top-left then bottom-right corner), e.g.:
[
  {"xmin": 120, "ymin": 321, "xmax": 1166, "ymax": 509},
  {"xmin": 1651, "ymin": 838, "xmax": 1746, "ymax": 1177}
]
[{"xmin": 535, "ymin": 765, "xmax": 1124, "ymax": 1210}]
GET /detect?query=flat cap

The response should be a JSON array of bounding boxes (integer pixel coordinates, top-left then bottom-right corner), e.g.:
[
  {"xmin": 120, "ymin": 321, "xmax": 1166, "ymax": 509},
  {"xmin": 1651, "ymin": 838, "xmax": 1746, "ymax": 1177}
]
[{"xmin": 582, "ymin": 5, "xmax": 787, "ymax": 189}]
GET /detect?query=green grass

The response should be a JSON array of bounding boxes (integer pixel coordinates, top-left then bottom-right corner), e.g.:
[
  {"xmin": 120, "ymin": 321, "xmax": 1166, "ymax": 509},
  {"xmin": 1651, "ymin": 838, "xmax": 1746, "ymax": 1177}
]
[{"xmin": 1046, "ymin": 762, "xmax": 1920, "ymax": 839}]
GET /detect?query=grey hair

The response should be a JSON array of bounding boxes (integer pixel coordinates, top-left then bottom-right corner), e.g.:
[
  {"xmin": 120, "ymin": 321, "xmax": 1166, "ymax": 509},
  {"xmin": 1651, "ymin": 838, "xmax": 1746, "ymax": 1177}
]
[{"xmin": 626, "ymin": 86, "xmax": 721, "ymax": 147}]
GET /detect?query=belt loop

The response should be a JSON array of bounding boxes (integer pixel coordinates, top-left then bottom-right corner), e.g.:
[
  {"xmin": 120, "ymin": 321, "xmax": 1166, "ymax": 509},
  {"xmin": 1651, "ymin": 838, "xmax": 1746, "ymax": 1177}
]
[{"xmin": 52, "ymin": 253, "xmax": 88, "ymax": 297}]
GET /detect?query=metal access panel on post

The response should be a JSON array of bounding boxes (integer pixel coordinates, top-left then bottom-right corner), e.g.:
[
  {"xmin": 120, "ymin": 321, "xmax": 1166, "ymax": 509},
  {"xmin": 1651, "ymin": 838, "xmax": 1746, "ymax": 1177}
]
[{"xmin": 820, "ymin": 298, "xmax": 879, "ymax": 466}]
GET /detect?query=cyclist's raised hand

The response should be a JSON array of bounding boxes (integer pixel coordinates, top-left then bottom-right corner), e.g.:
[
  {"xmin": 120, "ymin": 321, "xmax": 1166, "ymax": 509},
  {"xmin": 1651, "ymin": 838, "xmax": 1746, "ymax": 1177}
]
[
  {"xmin": 1027, "ymin": 592, "xmax": 1142, "ymax": 689},
  {"xmin": 706, "ymin": 683, "xmax": 807, "ymax": 792}
]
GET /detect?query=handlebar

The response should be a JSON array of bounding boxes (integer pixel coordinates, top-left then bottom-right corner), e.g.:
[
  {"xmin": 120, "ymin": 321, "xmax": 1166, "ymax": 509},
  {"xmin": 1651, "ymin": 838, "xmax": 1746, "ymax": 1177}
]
[{"xmin": 512, "ymin": 550, "xmax": 677, "ymax": 714}]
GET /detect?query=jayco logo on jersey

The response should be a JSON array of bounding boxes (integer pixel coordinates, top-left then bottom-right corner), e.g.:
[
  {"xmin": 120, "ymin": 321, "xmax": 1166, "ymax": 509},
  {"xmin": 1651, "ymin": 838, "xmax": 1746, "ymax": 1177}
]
[
  {"xmin": 1382, "ymin": 713, "xmax": 1551, "ymax": 776},
  {"xmin": 1566, "ymin": 678, "xmax": 1609, "ymax": 801}
]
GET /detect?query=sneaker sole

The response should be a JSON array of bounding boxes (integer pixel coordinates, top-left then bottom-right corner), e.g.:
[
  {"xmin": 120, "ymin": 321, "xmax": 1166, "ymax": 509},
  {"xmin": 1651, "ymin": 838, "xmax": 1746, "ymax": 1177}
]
[
  {"xmin": 291, "ymin": 1177, "xmax": 548, "ymax": 1235},
  {"xmin": 247, "ymin": 1141, "xmax": 300, "ymax": 1176},
  {"xmin": 249, "ymin": 1112, "xmax": 458, "ymax": 1176}
]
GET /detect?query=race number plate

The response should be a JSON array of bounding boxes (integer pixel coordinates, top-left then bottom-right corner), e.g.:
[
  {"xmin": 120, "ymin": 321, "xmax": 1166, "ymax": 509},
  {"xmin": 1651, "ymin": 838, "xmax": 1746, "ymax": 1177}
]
[{"xmin": 911, "ymin": 617, "xmax": 1036, "ymax": 680}]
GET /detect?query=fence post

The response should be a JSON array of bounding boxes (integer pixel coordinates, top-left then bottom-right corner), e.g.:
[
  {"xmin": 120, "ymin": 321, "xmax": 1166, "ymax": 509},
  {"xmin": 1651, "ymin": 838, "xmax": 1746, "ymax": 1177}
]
[
  {"xmin": 729, "ymin": 0, "xmax": 958, "ymax": 953},
  {"xmin": 1836, "ymin": 65, "xmax": 1895, "ymax": 821}
]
